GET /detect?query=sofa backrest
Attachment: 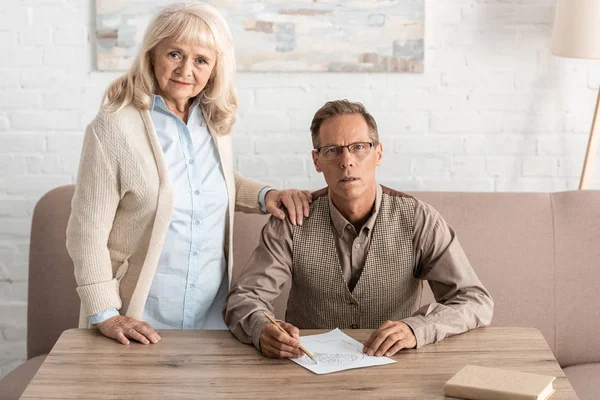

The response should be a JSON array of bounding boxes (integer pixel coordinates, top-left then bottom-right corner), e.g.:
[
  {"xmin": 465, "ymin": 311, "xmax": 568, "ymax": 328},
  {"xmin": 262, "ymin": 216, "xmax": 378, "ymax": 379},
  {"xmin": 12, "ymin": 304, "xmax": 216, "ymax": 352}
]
[
  {"xmin": 27, "ymin": 186, "xmax": 79, "ymax": 359},
  {"xmin": 233, "ymin": 190, "xmax": 600, "ymax": 368},
  {"xmin": 28, "ymin": 186, "xmax": 600, "ymax": 368}
]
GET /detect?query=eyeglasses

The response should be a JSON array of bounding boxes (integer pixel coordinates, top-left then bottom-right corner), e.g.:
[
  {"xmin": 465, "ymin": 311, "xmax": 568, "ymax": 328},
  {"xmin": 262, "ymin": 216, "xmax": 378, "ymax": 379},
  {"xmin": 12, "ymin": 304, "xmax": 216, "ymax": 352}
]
[{"xmin": 314, "ymin": 142, "xmax": 377, "ymax": 160}]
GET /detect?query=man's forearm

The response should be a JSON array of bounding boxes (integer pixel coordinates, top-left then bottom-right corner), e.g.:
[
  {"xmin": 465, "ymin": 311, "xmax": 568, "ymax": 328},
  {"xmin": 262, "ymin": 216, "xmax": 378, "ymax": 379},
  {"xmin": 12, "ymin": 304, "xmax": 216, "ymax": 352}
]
[
  {"xmin": 224, "ymin": 287, "xmax": 274, "ymax": 349},
  {"xmin": 402, "ymin": 286, "xmax": 493, "ymax": 348}
]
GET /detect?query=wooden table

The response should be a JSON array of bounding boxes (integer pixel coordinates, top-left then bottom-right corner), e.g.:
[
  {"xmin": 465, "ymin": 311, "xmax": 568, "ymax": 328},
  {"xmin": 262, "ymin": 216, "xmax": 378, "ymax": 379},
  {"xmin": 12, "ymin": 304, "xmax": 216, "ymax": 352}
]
[{"xmin": 21, "ymin": 327, "xmax": 577, "ymax": 399}]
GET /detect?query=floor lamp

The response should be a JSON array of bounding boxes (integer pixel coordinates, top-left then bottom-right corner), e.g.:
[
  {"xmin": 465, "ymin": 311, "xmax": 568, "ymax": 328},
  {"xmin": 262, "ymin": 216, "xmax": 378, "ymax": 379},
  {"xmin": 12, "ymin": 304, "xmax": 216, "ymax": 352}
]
[{"xmin": 551, "ymin": 0, "xmax": 600, "ymax": 189}]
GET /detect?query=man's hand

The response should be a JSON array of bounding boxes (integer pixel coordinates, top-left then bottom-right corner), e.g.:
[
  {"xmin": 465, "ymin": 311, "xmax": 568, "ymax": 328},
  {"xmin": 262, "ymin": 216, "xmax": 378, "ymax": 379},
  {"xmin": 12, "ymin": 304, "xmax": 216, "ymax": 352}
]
[
  {"xmin": 96, "ymin": 315, "xmax": 161, "ymax": 345},
  {"xmin": 362, "ymin": 321, "xmax": 416, "ymax": 357},
  {"xmin": 265, "ymin": 189, "xmax": 312, "ymax": 226},
  {"xmin": 259, "ymin": 321, "xmax": 304, "ymax": 358}
]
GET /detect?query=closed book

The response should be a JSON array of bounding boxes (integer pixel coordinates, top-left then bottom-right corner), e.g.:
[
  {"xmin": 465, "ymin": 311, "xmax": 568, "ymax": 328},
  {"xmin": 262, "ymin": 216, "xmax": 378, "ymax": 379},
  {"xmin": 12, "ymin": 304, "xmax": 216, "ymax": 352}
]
[{"xmin": 445, "ymin": 365, "xmax": 556, "ymax": 400}]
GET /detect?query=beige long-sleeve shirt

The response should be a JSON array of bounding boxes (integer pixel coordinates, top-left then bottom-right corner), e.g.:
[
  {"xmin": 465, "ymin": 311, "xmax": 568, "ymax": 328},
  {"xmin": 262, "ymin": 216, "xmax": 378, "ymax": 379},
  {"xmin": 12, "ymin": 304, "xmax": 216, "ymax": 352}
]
[{"xmin": 225, "ymin": 185, "xmax": 493, "ymax": 349}]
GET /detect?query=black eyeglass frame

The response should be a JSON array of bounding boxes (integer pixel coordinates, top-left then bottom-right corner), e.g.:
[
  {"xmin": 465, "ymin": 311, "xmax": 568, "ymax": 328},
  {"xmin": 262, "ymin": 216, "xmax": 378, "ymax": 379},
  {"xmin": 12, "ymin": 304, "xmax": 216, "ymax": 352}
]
[{"xmin": 313, "ymin": 141, "xmax": 378, "ymax": 157}]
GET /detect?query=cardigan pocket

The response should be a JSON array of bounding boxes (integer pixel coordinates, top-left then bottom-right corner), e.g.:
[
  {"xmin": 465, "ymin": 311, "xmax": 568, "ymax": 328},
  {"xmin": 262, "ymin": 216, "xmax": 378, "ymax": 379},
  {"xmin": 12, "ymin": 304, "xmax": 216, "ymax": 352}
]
[
  {"xmin": 109, "ymin": 249, "xmax": 130, "ymax": 282},
  {"xmin": 114, "ymin": 259, "xmax": 130, "ymax": 282}
]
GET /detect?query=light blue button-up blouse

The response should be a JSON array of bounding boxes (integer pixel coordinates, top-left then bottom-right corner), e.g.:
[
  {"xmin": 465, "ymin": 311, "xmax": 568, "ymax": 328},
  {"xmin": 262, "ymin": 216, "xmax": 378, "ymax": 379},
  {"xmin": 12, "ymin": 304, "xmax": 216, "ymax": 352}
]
[{"xmin": 89, "ymin": 95, "xmax": 269, "ymax": 329}]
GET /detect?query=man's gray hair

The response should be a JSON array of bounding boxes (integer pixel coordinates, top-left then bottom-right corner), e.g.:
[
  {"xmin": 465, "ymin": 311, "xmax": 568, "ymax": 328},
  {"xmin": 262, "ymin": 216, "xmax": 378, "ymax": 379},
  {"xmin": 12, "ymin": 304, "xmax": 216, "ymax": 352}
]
[{"xmin": 310, "ymin": 100, "xmax": 379, "ymax": 148}]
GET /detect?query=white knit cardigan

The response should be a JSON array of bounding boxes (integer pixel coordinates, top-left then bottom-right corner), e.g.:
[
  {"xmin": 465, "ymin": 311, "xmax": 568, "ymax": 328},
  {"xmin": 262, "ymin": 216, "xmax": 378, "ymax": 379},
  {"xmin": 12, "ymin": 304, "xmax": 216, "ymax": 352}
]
[{"xmin": 66, "ymin": 105, "xmax": 265, "ymax": 328}]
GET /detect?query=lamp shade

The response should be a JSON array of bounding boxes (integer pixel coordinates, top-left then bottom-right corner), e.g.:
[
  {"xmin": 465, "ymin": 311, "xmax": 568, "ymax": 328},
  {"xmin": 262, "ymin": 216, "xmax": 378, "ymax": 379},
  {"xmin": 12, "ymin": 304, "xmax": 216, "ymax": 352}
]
[{"xmin": 552, "ymin": 0, "xmax": 600, "ymax": 59}]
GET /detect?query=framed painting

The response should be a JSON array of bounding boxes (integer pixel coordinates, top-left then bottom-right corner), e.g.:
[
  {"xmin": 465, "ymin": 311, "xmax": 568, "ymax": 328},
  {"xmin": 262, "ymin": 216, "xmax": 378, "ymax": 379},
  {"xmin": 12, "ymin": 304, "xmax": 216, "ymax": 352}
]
[{"xmin": 96, "ymin": 0, "xmax": 424, "ymax": 72}]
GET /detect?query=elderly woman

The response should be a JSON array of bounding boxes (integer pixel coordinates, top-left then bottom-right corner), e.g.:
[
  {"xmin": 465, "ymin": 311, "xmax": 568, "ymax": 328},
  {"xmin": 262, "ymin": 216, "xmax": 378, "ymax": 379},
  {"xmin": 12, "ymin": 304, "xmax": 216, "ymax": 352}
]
[{"xmin": 66, "ymin": 2, "xmax": 310, "ymax": 345}]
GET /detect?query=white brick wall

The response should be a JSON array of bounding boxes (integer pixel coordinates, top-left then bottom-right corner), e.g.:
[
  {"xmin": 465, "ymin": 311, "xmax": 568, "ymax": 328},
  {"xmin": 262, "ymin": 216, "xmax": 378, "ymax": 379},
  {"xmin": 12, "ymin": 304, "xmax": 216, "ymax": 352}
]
[{"xmin": 1, "ymin": 0, "xmax": 600, "ymax": 379}]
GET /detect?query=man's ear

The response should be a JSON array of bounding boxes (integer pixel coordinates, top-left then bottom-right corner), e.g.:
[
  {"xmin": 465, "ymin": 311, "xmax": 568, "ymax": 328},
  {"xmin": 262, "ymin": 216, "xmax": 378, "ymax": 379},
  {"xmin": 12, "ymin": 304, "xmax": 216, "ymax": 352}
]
[
  {"xmin": 312, "ymin": 151, "xmax": 322, "ymax": 173},
  {"xmin": 375, "ymin": 143, "xmax": 383, "ymax": 166}
]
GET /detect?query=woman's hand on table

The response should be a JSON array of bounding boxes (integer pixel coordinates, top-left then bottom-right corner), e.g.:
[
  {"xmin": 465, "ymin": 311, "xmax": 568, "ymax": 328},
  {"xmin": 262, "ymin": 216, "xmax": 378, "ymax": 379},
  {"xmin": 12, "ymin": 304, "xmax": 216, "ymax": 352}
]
[{"xmin": 96, "ymin": 315, "xmax": 161, "ymax": 345}]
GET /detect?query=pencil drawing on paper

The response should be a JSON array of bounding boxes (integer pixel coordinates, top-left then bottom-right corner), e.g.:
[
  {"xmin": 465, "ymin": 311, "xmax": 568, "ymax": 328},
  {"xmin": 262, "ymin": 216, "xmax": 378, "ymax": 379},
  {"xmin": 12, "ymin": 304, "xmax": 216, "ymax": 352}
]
[
  {"xmin": 312, "ymin": 352, "xmax": 362, "ymax": 365},
  {"xmin": 295, "ymin": 339, "xmax": 365, "ymax": 366},
  {"xmin": 291, "ymin": 329, "xmax": 395, "ymax": 374}
]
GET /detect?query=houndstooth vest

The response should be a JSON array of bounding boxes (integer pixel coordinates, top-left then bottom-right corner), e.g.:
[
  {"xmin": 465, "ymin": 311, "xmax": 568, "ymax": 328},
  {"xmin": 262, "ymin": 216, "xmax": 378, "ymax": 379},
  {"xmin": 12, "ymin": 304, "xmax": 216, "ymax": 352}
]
[{"xmin": 286, "ymin": 186, "xmax": 422, "ymax": 329}]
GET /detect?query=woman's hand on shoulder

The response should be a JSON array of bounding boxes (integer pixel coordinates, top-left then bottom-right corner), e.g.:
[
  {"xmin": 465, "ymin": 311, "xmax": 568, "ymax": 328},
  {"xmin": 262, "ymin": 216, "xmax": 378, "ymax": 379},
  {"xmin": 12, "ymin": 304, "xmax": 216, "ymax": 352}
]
[
  {"xmin": 264, "ymin": 189, "xmax": 312, "ymax": 226},
  {"xmin": 96, "ymin": 315, "xmax": 161, "ymax": 345}
]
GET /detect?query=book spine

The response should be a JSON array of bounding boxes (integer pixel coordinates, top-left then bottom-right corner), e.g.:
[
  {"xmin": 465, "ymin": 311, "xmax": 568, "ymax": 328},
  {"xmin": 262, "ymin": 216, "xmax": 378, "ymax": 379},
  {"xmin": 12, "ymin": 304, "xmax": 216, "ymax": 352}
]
[{"xmin": 445, "ymin": 383, "xmax": 535, "ymax": 400}]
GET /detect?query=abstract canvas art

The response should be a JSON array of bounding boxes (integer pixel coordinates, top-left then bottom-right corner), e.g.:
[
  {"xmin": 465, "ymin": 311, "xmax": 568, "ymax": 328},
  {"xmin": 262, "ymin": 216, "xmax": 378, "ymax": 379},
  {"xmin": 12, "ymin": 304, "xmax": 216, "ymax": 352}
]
[{"xmin": 96, "ymin": 0, "xmax": 424, "ymax": 72}]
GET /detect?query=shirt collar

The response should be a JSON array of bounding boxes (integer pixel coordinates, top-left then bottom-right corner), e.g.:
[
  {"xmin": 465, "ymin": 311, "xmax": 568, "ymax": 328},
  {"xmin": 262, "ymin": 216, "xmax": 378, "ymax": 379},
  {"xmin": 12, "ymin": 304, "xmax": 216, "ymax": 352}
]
[
  {"xmin": 328, "ymin": 184, "xmax": 383, "ymax": 238},
  {"xmin": 151, "ymin": 94, "xmax": 205, "ymax": 124},
  {"xmin": 151, "ymin": 94, "xmax": 168, "ymax": 113}
]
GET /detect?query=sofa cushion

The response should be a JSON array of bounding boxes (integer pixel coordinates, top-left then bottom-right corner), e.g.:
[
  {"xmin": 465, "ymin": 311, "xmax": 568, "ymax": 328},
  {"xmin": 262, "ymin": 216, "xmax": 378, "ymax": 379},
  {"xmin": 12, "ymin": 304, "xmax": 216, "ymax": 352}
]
[
  {"xmin": 0, "ymin": 355, "xmax": 46, "ymax": 400},
  {"xmin": 562, "ymin": 363, "xmax": 600, "ymax": 400}
]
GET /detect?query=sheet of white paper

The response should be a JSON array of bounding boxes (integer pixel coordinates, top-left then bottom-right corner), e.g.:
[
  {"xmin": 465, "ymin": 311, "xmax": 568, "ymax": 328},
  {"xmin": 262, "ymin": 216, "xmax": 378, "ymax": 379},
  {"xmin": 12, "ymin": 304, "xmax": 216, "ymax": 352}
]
[{"xmin": 291, "ymin": 328, "xmax": 396, "ymax": 375}]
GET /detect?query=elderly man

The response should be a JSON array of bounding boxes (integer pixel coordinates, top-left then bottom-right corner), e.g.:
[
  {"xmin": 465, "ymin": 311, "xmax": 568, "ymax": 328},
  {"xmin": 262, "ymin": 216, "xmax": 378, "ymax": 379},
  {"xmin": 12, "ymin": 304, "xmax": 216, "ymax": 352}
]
[{"xmin": 224, "ymin": 100, "xmax": 493, "ymax": 359}]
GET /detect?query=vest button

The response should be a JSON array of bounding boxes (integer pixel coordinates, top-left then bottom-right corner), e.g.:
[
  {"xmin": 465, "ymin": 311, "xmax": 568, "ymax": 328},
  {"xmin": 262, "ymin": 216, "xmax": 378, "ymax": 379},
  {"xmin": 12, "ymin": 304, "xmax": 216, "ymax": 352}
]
[
  {"xmin": 349, "ymin": 300, "xmax": 358, "ymax": 306},
  {"xmin": 350, "ymin": 324, "xmax": 359, "ymax": 329}
]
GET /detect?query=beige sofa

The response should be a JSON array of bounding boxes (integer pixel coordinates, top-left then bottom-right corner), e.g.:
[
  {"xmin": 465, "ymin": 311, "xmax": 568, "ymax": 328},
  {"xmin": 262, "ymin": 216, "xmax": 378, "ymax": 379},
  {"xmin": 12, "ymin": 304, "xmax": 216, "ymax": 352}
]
[{"xmin": 0, "ymin": 186, "xmax": 598, "ymax": 399}]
